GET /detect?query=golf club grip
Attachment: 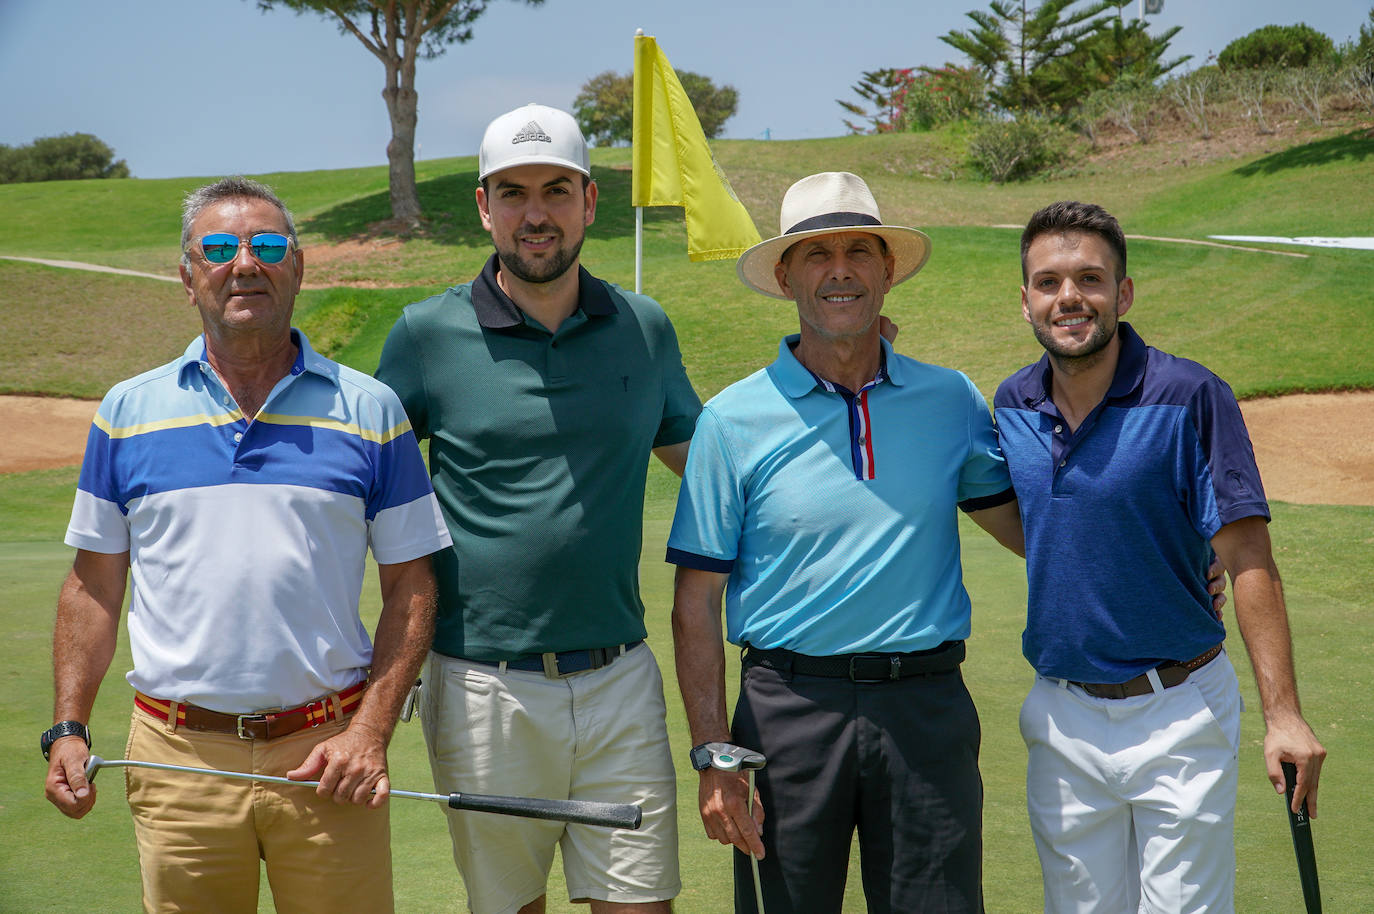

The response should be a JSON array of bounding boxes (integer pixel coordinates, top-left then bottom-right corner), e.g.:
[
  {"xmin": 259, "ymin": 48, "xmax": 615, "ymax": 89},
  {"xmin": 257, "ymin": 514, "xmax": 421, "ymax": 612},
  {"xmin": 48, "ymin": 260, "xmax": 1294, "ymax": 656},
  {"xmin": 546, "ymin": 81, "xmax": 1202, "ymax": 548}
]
[
  {"xmin": 1282, "ymin": 761, "xmax": 1322, "ymax": 914},
  {"xmin": 448, "ymin": 792, "xmax": 643, "ymax": 830}
]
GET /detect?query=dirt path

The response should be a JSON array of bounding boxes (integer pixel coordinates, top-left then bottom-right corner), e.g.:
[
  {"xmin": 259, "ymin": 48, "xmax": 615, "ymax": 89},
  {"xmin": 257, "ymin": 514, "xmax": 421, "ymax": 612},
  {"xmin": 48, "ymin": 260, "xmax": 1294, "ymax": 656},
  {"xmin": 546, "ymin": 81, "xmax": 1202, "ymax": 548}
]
[{"xmin": 3, "ymin": 392, "xmax": 1371, "ymax": 506}]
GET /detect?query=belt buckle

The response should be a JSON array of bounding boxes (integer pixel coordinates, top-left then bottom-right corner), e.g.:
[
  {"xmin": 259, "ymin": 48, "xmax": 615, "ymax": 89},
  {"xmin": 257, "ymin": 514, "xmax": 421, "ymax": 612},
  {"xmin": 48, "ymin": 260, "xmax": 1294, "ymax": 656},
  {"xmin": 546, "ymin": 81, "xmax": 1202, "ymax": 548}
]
[
  {"xmin": 236, "ymin": 713, "xmax": 268, "ymax": 740},
  {"xmin": 848, "ymin": 654, "xmax": 895, "ymax": 683}
]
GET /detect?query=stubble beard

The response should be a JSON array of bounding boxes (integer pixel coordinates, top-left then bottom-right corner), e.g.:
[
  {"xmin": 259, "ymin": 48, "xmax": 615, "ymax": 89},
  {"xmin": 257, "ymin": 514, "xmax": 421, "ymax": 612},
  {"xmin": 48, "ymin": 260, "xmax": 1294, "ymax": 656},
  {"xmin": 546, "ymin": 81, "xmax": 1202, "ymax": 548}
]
[{"xmin": 1032, "ymin": 311, "xmax": 1117, "ymax": 372}]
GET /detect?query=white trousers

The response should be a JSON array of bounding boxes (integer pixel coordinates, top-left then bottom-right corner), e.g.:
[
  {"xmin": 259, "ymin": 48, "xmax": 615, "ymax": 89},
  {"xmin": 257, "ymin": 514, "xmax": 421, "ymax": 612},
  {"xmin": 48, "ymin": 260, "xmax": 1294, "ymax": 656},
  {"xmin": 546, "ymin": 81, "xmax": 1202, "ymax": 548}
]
[{"xmin": 1020, "ymin": 651, "xmax": 1242, "ymax": 914}]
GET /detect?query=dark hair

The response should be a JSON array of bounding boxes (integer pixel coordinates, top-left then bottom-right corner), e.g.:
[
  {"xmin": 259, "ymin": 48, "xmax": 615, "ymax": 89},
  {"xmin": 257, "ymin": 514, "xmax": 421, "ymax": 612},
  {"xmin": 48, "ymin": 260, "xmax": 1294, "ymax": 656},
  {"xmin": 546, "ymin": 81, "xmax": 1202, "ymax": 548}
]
[
  {"xmin": 181, "ymin": 177, "xmax": 297, "ymax": 269},
  {"xmin": 1020, "ymin": 201, "xmax": 1127, "ymax": 282}
]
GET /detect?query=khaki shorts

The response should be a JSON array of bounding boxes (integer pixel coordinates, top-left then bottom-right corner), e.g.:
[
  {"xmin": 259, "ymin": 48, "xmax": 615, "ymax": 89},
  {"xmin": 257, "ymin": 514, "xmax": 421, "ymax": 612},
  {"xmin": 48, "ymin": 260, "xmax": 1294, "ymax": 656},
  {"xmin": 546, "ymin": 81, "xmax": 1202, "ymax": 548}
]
[
  {"xmin": 125, "ymin": 703, "xmax": 393, "ymax": 914},
  {"xmin": 421, "ymin": 642, "xmax": 680, "ymax": 914}
]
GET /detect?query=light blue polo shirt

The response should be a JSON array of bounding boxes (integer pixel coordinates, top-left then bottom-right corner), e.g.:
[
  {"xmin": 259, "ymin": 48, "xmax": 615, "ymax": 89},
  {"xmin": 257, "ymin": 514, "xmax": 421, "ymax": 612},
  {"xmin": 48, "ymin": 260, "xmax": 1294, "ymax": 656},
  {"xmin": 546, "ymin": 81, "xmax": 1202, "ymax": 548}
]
[
  {"xmin": 667, "ymin": 335, "xmax": 1013, "ymax": 656},
  {"xmin": 65, "ymin": 330, "xmax": 451, "ymax": 712}
]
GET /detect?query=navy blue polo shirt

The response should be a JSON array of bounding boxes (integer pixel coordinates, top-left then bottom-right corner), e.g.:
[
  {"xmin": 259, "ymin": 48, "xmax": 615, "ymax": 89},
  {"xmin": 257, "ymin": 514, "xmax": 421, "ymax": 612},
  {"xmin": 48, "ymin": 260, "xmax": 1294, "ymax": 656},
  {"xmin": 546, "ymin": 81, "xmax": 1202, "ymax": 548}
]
[{"xmin": 993, "ymin": 323, "xmax": 1269, "ymax": 683}]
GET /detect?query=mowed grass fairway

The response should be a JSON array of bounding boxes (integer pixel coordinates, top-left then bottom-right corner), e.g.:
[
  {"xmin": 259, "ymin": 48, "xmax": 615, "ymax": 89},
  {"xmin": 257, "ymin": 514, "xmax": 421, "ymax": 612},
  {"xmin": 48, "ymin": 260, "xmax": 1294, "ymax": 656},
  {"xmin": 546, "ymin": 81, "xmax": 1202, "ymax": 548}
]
[{"xmin": 3, "ymin": 125, "xmax": 1373, "ymax": 912}]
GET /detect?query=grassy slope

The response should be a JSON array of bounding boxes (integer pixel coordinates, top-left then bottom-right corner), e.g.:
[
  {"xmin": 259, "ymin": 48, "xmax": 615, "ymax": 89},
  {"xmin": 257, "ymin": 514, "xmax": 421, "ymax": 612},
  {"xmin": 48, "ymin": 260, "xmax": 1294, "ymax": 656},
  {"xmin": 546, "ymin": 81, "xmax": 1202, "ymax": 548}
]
[{"xmin": 2, "ymin": 128, "xmax": 1372, "ymax": 911}]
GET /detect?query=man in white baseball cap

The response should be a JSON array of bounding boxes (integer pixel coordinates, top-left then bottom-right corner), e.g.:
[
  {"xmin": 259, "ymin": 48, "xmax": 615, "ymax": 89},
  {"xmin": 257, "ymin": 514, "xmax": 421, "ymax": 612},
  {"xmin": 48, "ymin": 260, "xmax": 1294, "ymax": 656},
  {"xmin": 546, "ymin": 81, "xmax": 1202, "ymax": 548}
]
[
  {"xmin": 668, "ymin": 171, "xmax": 1025, "ymax": 913},
  {"xmin": 378, "ymin": 103, "xmax": 698, "ymax": 914}
]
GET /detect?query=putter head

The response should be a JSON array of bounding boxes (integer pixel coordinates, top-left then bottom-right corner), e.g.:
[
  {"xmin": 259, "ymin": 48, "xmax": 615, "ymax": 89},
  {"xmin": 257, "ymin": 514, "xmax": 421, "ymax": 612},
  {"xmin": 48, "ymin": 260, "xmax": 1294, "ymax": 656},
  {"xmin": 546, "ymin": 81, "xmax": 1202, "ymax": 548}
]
[
  {"xmin": 702, "ymin": 742, "xmax": 767, "ymax": 772},
  {"xmin": 84, "ymin": 755, "xmax": 106, "ymax": 782}
]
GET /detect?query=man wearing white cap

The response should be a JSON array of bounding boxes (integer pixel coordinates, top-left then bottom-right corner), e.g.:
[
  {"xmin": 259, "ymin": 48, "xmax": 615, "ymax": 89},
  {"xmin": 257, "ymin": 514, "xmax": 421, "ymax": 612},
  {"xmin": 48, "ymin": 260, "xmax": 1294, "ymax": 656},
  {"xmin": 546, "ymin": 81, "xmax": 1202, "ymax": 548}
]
[
  {"xmin": 376, "ymin": 104, "xmax": 695, "ymax": 914},
  {"xmin": 668, "ymin": 172, "xmax": 1024, "ymax": 912}
]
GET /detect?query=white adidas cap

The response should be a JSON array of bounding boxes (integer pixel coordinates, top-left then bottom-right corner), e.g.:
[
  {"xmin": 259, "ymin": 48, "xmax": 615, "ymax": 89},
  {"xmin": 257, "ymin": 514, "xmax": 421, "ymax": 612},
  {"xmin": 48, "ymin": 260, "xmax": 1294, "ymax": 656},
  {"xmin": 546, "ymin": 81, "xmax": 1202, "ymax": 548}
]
[{"xmin": 478, "ymin": 103, "xmax": 591, "ymax": 182}]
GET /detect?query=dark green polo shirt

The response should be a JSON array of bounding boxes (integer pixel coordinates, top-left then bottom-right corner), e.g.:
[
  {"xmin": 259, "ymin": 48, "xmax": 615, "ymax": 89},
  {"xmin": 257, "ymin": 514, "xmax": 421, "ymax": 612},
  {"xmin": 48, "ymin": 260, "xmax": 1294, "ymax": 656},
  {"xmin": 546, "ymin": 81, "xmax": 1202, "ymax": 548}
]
[{"xmin": 377, "ymin": 255, "xmax": 701, "ymax": 658}]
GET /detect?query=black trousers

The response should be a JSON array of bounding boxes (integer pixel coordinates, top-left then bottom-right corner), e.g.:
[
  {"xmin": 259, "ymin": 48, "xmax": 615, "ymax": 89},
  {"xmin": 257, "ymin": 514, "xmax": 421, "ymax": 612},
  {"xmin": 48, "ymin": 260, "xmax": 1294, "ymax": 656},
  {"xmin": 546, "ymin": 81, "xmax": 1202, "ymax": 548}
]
[{"xmin": 731, "ymin": 660, "xmax": 984, "ymax": 914}]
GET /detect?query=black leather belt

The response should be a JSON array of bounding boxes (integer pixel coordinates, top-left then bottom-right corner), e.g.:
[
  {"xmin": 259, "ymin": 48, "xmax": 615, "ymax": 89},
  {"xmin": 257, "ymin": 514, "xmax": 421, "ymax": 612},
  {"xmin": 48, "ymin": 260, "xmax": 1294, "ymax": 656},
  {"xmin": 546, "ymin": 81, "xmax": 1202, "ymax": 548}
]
[
  {"xmin": 460, "ymin": 640, "xmax": 644, "ymax": 679},
  {"xmin": 742, "ymin": 640, "xmax": 965, "ymax": 682},
  {"xmin": 1071, "ymin": 643, "xmax": 1223, "ymax": 699}
]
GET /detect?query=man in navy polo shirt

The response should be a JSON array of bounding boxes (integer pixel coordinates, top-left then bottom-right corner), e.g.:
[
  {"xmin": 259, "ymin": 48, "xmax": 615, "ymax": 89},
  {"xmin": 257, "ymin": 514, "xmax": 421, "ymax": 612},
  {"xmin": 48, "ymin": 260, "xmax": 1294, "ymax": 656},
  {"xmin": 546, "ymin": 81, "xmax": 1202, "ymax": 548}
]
[
  {"xmin": 669, "ymin": 172, "xmax": 1025, "ymax": 913},
  {"xmin": 994, "ymin": 200, "xmax": 1326, "ymax": 913}
]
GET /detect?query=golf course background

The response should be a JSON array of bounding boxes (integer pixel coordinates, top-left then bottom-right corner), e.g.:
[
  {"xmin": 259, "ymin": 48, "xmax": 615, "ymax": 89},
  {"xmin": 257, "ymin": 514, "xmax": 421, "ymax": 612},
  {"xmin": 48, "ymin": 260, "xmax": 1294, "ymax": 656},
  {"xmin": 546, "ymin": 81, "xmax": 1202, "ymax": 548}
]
[{"xmin": 2, "ymin": 125, "xmax": 1372, "ymax": 911}]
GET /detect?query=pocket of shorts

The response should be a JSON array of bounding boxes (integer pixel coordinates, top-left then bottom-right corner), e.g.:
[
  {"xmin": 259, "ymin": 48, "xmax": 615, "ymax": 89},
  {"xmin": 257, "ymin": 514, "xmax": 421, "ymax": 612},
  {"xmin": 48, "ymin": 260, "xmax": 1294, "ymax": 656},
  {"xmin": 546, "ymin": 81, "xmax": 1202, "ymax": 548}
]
[{"xmin": 1187, "ymin": 674, "xmax": 1242, "ymax": 757}]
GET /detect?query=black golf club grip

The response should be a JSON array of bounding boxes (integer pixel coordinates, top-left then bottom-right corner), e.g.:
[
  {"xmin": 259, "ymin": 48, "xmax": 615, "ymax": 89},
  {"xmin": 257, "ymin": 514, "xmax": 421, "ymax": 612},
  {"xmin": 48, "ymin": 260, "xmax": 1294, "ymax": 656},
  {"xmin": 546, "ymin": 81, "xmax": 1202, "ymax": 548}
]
[
  {"xmin": 1282, "ymin": 761, "xmax": 1322, "ymax": 914},
  {"xmin": 449, "ymin": 792, "xmax": 643, "ymax": 830}
]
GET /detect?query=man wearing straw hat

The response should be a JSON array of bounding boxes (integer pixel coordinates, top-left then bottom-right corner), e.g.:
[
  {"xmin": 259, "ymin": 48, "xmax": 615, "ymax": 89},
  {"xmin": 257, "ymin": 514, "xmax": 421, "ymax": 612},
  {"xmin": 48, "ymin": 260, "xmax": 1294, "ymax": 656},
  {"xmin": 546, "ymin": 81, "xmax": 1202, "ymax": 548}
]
[{"xmin": 668, "ymin": 171, "xmax": 1025, "ymax": 912}]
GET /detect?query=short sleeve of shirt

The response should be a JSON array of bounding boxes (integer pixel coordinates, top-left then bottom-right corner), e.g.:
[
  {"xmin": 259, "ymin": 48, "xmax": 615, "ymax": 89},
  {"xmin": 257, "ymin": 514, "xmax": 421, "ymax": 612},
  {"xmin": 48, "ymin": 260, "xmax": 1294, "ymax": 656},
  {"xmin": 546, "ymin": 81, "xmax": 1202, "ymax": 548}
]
[
  {"xmin": 665, "ymin": 406, "xmax": 742, "ymax": 573},
  {"xmin": 65, "ymin": 393, "xmax": 131, "ymax": 554},
  {"xmin": 653, "ymin": 314, "xmax": 702, "ymax": 448},
  {"xmin": 376, "ymin": 310, "xmax": 430, "ymax": 442},
  {"xmin": 1184, "ymin": 373, "xmax": 1269, "ymax": 535},
  {"xmin": 956, "ymin": 373, "xmax": 1014, "ymax": 510},
  {"xmin": 362, "ymin": 381, "xmax": 452, "ymax": 565}
]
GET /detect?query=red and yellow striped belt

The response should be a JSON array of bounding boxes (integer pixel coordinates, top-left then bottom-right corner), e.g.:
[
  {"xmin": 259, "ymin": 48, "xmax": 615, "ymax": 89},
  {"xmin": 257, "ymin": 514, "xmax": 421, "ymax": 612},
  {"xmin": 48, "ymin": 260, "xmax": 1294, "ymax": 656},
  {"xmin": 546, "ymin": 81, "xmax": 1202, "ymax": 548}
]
[{"xmin": 134, "ymin": 680, "xmax": 366, "ymax": 740}]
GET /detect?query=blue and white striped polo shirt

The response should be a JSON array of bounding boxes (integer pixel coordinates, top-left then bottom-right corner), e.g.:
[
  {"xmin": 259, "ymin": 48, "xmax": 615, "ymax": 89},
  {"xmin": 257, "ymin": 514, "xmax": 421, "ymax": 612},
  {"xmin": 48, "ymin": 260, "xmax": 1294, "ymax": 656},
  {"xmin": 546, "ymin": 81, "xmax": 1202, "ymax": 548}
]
[{"xmin": 65, "ymin": 330, "xmax": 451, "ymax": 713}]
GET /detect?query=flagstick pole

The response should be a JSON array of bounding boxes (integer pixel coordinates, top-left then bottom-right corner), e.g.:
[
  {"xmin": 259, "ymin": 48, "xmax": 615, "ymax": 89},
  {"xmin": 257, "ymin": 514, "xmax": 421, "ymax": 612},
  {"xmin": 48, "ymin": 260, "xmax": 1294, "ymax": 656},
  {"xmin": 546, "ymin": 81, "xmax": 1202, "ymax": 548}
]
[{"xmin": 634, "ymin": 27, "xmax": 644, "ymax": 295}]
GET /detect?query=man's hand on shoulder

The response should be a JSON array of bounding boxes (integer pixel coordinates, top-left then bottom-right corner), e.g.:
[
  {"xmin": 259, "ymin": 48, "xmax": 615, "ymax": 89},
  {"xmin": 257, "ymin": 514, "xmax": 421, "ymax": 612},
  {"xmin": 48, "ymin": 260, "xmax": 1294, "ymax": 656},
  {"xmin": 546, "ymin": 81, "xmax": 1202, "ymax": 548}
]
[{"xmin": 288, "ymin": 721, "xmax": 391, "ymax": 808}]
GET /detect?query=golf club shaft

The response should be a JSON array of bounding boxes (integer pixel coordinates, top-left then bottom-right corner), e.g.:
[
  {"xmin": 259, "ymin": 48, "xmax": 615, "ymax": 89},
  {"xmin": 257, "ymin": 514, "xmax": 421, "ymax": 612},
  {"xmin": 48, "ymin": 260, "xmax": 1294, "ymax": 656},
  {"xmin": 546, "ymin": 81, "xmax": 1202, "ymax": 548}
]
[
  {"xmin": 84, "ymin": 757, "xmax": 640, "ymax": 830},
  {"xmin": 1282, "ymin": 761, "xmax": 1322, "ymax": 914},
  {"xmin": 749, "ymin": 768, "xmax": 765, "ymax": 914}
]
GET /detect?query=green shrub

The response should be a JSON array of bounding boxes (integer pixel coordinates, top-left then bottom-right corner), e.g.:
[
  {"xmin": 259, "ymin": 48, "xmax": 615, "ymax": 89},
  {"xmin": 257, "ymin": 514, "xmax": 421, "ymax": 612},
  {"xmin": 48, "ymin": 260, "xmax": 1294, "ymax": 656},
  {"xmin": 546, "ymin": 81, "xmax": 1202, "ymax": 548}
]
[
  {"xmin": 0, "ymin": 132, "xmax": 130, "ymax": 184},
  {"xmin": 967, "ymin": 114, "xmax": 1071, "ymax": 183},
  {"xmin": 1217, "ymin": 23, "xmax": 1335, "ymax": 70}
]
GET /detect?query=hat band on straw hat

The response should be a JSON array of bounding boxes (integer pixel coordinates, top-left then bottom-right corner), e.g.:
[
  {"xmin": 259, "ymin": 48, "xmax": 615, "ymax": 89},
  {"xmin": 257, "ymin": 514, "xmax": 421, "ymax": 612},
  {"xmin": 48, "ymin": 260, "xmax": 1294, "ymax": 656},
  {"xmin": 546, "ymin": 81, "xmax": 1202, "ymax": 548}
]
[{"xmin": 785, "ymin": 212, "xmax": 882, "ymax": 234}]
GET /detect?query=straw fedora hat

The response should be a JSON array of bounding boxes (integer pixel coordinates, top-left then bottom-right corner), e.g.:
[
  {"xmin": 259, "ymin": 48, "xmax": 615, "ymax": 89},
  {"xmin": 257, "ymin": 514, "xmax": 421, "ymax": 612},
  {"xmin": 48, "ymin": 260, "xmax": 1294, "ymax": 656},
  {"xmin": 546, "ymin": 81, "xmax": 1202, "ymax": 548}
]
[{"xmin": 737, "ymin": 172, "xmax": 932, "ymax": 300}]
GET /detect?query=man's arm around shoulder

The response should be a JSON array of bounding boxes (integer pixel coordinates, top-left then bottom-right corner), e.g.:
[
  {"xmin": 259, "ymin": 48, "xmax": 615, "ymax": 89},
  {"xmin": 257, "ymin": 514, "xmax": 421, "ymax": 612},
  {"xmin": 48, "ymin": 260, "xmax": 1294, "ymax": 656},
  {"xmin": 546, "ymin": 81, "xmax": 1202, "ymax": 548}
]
[
  {"xmin": 967, "ymin": 497, "xmax": 1025, "ymax": 557},
  {"xmin": 671, "ymin": 566, "xmax": 766, "ymax": 859},
  {"xmin": 288, "ymin": 554, "xmax": 438, "ymax": 807},
  {"xmin": 1211, "ymin": 516, "xmax": 1326, "ymax": 815},
  {"xmin": 46, "ymin": 548, "xmax": 129, "ymax": 819}
]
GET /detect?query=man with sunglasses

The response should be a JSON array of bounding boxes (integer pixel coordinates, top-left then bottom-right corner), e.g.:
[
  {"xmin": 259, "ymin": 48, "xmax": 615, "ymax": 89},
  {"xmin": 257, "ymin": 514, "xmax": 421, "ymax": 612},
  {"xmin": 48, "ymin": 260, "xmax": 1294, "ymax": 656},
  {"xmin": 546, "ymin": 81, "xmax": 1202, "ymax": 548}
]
[
  {"xmin": 43, "ymin": 176, "xmax": 451, "ymax": 913},
  {"xmin": 376, "ymin": 104, "xmax": 698, "ymax": 914}
]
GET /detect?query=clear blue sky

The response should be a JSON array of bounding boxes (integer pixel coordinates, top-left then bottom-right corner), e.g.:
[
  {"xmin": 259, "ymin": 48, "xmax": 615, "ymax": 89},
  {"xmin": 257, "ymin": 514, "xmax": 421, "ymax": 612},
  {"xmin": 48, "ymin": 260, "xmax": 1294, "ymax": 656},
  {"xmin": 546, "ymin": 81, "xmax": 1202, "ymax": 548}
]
[{"xmin": 1, "ymin": 0, "xmax": 1367, "ymax": 179}]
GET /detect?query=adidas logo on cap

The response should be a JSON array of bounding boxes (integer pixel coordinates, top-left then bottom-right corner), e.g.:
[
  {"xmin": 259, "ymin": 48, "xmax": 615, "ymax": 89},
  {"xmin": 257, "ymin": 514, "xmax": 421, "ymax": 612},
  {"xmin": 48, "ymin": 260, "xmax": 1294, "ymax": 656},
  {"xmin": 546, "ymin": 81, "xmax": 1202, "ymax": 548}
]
[
  {"xmin": 511, "ymin": 121, "xmax": 553, "ymax": 145},
  {"xmin": 478, "ymin": 104, "xmax": 590, "ymax": 181}
]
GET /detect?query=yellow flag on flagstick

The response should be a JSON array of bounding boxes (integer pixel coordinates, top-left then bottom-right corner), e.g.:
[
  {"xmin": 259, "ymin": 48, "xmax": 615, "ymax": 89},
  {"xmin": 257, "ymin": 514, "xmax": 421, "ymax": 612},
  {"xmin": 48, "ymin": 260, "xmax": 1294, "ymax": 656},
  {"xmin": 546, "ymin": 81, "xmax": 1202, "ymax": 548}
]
[{"xmin": 632, "ymin": 34, "xmax": 761, "ymax": 262}]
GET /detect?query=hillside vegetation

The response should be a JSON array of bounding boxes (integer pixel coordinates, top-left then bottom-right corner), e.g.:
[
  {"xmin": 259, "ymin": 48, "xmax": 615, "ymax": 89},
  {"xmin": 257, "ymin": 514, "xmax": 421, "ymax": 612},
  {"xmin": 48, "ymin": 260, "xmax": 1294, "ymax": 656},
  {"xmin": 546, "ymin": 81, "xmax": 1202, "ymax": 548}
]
[{"xmin": 2, "ymin": 124, "xmax": 1372, "ymax": 402}]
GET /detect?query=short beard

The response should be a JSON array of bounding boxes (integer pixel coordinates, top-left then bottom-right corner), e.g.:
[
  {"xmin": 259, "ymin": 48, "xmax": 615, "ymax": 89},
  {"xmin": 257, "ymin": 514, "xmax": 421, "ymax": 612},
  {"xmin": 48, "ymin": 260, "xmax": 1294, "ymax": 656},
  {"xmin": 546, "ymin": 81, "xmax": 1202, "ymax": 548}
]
[
  {"xmin": 1032, "ymin": 313, "xmax": 1117, "ymax": 371},
  {"xmin": 495, "ymin": 229, "xmax": 584, "ymax": 285}
]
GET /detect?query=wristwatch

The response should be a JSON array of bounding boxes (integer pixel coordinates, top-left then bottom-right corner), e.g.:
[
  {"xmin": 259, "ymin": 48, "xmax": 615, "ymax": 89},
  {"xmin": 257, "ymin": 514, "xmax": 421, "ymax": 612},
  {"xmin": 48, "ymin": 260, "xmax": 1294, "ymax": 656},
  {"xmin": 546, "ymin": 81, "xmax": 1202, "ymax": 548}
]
[
  {"xmin": 41, "ymin": 721, "xmax": 91, "ymax": 760},
  {"xmin": 689, "ymin": 743, "xmax": 715, "ymax": 771}
]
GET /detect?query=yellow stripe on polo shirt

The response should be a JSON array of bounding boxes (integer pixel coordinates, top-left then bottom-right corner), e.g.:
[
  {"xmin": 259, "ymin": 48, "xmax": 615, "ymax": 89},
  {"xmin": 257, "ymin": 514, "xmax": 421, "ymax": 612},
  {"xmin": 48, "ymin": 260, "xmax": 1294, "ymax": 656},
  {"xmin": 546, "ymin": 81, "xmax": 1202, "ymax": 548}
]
[
  {"xmin": 94, "ymin": 410, "xmax": 245, "ymax": 439},
  {"xmin": 255, "ymin": 413, "xmax": 414, "ymax": 445}
]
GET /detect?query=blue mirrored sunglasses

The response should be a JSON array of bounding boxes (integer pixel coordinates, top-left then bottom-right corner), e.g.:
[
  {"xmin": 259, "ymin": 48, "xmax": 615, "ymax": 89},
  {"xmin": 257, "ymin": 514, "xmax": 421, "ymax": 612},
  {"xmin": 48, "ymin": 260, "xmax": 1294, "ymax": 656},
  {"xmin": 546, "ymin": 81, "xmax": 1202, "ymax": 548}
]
[{"xmin": 196, "ymin": 232, "xmax": 293, "ymax": 265}]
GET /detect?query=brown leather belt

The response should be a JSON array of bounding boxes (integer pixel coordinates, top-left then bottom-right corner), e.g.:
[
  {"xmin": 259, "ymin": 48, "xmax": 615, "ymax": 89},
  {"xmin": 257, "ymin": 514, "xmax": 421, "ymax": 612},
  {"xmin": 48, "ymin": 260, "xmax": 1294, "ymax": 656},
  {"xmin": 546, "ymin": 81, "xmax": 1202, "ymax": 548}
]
[
  {"xmin": 1072, "ymin": 644, "xmax": 1223, "ymax": 700},
  {"xmin": 134, "ymin": 680, "xmax": 366, "ymax": 740}
]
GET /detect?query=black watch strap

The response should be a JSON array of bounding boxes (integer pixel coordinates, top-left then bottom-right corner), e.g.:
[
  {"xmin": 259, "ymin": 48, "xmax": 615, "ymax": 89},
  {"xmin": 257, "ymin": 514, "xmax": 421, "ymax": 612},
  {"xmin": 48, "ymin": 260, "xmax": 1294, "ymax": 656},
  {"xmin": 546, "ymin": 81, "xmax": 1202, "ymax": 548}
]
[
  {"xmin": 689, "ymin": 743, "xmax": 714, "ymax": 771},
  {"xmin": 41, "ymin": 720, "xmax": 91, "ymax": 760}
]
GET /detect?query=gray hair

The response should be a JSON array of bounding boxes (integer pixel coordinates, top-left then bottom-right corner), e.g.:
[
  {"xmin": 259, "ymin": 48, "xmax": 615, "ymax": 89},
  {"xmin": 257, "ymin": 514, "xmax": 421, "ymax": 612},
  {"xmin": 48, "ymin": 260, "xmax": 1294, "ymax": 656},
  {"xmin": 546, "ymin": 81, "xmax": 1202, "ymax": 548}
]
[{"xmin": 180, "ymin": 176, "xmax": 298, "ymax": 269}]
